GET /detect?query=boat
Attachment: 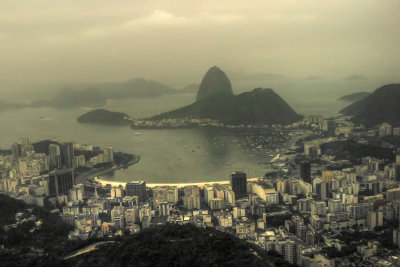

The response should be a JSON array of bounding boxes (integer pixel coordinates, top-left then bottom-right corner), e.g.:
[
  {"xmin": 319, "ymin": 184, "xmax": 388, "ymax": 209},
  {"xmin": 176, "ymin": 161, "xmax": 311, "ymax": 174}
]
[{"xmin": 133, "ymin": 132, "xmax": 142, "ymax": 135}]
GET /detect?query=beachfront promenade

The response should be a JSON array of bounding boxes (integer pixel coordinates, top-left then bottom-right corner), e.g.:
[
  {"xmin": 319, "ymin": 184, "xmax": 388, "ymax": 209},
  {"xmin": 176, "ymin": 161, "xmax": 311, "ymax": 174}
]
[{"xmin": 93, "ymin": 177, "xmax": 262, "ymax": 189}]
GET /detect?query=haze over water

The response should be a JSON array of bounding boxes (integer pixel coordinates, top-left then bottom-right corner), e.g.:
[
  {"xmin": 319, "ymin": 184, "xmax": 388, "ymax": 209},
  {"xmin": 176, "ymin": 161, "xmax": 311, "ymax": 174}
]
[{"xmin": 0, "ymin": 92, "xmax": 348, "ymax": 183}]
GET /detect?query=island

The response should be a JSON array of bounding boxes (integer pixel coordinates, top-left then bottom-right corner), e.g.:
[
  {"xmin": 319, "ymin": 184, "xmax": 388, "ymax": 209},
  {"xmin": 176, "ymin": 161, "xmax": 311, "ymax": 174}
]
[{"xmin": 77, "ymin": 109, "xmax": 132, "ymax": 126}]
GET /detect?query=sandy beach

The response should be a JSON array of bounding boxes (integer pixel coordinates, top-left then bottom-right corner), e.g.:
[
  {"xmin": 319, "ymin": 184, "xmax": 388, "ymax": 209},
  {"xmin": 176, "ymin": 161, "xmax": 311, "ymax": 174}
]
[{"xmin": 93, "ymin": 177, "xmax": 262, "ymax": 189}]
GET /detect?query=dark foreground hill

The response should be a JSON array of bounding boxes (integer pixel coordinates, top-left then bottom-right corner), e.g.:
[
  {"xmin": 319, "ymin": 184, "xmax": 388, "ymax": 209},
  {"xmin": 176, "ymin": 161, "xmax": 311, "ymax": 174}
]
[
  {"xmin": 67, "ymin": 223, "xmax": 292, "ymax": 267},
  {"xmin": 338, "ymin": 91, "xmax": 370, "ymax": 102},
  {"xmin": 77, "ymin": 109, "xmax": 131, "ymax": 125},
  {"xmin": 152, "ymin": 88, "xmax": 302, "ymax": 125},
  {"xmin": 340, "ymin": 84, "xmax": 400, "ymax": 127}
]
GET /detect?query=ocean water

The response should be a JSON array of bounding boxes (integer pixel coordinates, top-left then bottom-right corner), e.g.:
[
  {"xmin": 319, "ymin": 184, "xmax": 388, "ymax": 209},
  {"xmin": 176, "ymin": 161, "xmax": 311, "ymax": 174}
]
[{"xmin": 0, "ymin": 93, "xmax": 346, "ymax": 183}]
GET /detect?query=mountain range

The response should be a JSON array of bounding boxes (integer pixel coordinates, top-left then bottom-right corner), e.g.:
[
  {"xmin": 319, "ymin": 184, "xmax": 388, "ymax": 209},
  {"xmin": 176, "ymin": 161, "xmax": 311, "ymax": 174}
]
[{"xmin": 29, "ymin": 88, "xmax": 107, "ymax": 108}]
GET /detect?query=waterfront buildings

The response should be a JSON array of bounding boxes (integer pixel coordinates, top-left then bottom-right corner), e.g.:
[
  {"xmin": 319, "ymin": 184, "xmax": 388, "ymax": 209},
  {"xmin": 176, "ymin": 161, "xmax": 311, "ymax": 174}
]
[
  {"xmin": 126, "ymin": 180, "xmax": 147, "ymax": 202},
  {"xmin": 230, "ymin": 171, "xmax": 247, "ymax": 199}
]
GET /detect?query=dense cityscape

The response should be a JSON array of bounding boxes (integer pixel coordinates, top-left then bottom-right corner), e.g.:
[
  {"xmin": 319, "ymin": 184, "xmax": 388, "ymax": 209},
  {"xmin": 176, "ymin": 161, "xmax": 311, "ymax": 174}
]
[
  {"xmin": 1, "ymin": 114, "xmax": 400, "ymax": 266},
  {"xmin": 2, "ymin": 1, "xmax": 399, "ymax": 266}
]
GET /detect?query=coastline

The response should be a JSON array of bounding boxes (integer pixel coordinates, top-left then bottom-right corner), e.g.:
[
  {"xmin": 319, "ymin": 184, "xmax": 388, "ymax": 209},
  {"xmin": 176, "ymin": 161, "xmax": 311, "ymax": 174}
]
[
  {"xmin": 77, "ymin": 155, "xmax": 141, "ymax": 184},
  {"xmin": 93, "ymin": 176, "xmax": 262, "ymax": 189}
]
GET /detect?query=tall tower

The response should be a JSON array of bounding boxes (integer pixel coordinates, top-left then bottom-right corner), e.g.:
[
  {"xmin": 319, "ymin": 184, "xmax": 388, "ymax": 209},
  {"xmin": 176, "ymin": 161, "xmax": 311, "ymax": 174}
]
[
  {"xmin": 230, "ymin": 171, "xmax": 247, "ymax": 200},
  {"xmin": 49, "ymin": 144, "xmax": 62, "ymax": 169},
  {"xmin": 299, "ymin": 161, "xmax": 311, "ymax": 183},
  {"xmin": 126, "ymin": 181, "xmax": 147, "ymax": 202},
  {"xmin": 62, "ymin": 142, "xmax": 74, "ymax": 168},
  {"xmin": 324, "ymin": 118, "xmax": 336, "ymax": 137},
  {"xmin": 48, "ymin": 168, "xmax": 75, "ymax": 196}
]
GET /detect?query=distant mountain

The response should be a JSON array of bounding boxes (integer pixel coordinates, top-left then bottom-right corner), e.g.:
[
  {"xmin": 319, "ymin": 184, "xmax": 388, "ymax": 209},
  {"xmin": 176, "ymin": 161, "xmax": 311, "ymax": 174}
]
[
  {"xmin": 340, "ymin": 83, "xmax": 400, "ymax": 127},
  {"xmin": 0, "ymin": 99, "xmax": 23, "ymax": 111},
  {"xmin": 338, "ymin": 92, "xmax": 371, "ymax": 102},
  {"xmin": 30, "ymin": 88, "xmax": 107, "ymax": 108},
  {"xmin": 180, "ymin": 83, "xmax": 198, "ymax": 93},
  {"xmin": 77, "ymin": 109, "xmax": 131, "ymax": 125},
  {"xmin": 96, "ymin": 78, "xmax": 177, "ymax": 99},
  {"xmin": 196, "ymin": 66, "xmax": 233, "ymax": 101},
  {"xmin": 28, "ymin": 78, "xmax": 177, "ymax": 109}
]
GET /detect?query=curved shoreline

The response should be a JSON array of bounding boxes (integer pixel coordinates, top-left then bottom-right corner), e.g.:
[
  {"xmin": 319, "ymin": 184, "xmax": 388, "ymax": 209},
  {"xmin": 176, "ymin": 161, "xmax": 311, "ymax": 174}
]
[
  {"xmin": 77, "ymin": 155, "xmax": 141, "ymax": 185},
  {"xmin": 93, "ymin": 176, "xmax": 262, "ymax": 189}
]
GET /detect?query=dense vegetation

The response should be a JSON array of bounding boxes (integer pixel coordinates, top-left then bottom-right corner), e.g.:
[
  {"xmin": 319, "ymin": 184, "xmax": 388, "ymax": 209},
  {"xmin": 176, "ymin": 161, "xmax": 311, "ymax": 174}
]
[
  {"xmin": 33, "ymin": 139, "xmax": 61, "ymax": 154},
  {"xmin": 67, "ymin": 223, "xmax": 288, "ymax": 267},
  {"xmin": 152, "ymin": 88, "xmax": 302, "ymax": 125},
  {"xmin": 77, "ymin": 109, "xmax": 131, "ymax": 125},
  {"xmin": 0, "ymin": 194, "xmax": 77, "ymax": 266},
  {"xmin": 338, "ymin": 91, "xmax": 370, "ymax": 102},
  {"xmin": 340, "ymin": 83, "xmax": 400, "ymax": 127},
  {"xmin": 320, "ymin": 140, "xmax": 395, "ymax": 163}
]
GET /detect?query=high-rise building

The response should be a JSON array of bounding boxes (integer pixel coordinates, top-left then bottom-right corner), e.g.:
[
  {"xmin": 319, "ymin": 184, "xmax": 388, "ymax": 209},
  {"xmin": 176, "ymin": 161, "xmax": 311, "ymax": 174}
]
[
  {"xmin": 311, "ymin": 201, "xmax": 326, "ymax": 216},
  {"xmin": 126, "ymin": 181, "xmax": 147, "ymax": 202},
  {"xmin": 111, "ymin": 185, "xmax": 124, "ymax": 198},
  {"xmin": 313, "ymin": 178, "xmax": 328, "ymax": 201},
  {"xmin": 393, "ymin": 127, "xmax": 400, "ymax": 136},
  {"xmin": 203, "ymin": 185, "xmax": 215, "ymax": 204},
  {"xmin": 125, "ymin": 208, "xmax": 138, "ymax": 225},
  {"xmin": 324, "ymin": 118, "xmax": 336, "ymax": 137},
  {"xmin": 328, "ymin": 199, "xmax": 344, "ymax": 213},
  {"xmin": 61, "ymin": 142, "xmax": 74, "ymax": 168},
  {"xmin": 183, "ymin": 185, "xmax": 201, "ymax": 210},
  {"xmin": 48, "ymin": 168, "xmax": 75, "ymax": 196},
  {"xmin": 395, "ymin": 164, "xmax": 400, "ymax": 181},
  {"xmin": 104, "ymin": 147, "xmax": 114, "ymax": 163},
  {"xmin": 209, "ymin": 198, "xmax": 225, "ymax": 210},
  {"xmin": 158, "ymin": 202, "xmax": 171, "ymax": 216},
  {"xmin": 379, "ymin": 123, "xmax": 392, "ymax": 137},
  {"xmin": 49, "ymin": 144, "xmax": 62, "ymax": 169},
  {"xmin": 230, "ymin": 171, "xmax": 247, "ymax": 199},
  {"xmin": 152, "ymin": 186, "xmax": 178, "ymax": 206},
  {"xmin": 387, "ymin": 188, "xmax": 400, "ymax": 202},
  {"xmin": 11, "ymin": 138, "xmax": 33, "ymax": 161},
  {"xmin": 367, "ymin": 210, "xmax": 383, "ymax": 229},
  {"xmin": 299, "ymin": 161, "xmax": 311, "ymax": 183}
]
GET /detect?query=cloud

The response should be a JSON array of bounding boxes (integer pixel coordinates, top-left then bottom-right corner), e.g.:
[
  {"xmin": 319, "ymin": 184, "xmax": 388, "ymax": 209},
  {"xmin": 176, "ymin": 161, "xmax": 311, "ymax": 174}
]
[
  {"xmin": 124, "ymin": 9, "xmax": 243, "ymax": 27},
  {"xmin": 125, "ymin": 9, "xmax": 189, "ymax": 26}
]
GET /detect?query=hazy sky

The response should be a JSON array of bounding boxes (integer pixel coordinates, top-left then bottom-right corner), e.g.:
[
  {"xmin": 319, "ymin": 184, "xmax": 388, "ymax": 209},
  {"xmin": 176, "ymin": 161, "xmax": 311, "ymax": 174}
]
[{"xmin": 1, "ymin": 0, "xmax": 399, "ymax": 90}]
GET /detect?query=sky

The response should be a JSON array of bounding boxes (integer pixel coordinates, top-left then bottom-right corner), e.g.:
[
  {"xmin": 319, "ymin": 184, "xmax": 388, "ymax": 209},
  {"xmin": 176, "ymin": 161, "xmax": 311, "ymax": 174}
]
[{"xmin": 1, "ymin": 0, "xmax": 399, "ymax": 91}]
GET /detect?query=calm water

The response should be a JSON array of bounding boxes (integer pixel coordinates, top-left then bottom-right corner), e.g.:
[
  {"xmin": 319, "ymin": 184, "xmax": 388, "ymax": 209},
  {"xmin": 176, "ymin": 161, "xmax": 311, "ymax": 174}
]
[{"xmin": 0, "ymin": 93, "xmax": 347, "ymax": 183}]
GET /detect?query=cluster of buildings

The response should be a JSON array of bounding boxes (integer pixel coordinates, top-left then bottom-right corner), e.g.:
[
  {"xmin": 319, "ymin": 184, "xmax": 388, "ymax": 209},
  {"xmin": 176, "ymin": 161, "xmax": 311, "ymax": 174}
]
[
  {"xmin": 132, "ymin": 117, "xmax": 284, "ymax": 129},
  {"xmin": 3, "ymin": 112, "xmax": 400, "ymax": 266},
  {"xmin": 0, "ymin": 138, "xmax": 114, "ymax": 206}
]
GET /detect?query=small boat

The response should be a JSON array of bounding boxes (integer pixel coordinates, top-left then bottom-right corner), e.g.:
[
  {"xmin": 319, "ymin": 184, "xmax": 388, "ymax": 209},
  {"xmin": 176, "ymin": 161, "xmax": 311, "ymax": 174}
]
[{"xmin": 133, "ymin": 132, "xmax": 142, "ymax": 135}]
